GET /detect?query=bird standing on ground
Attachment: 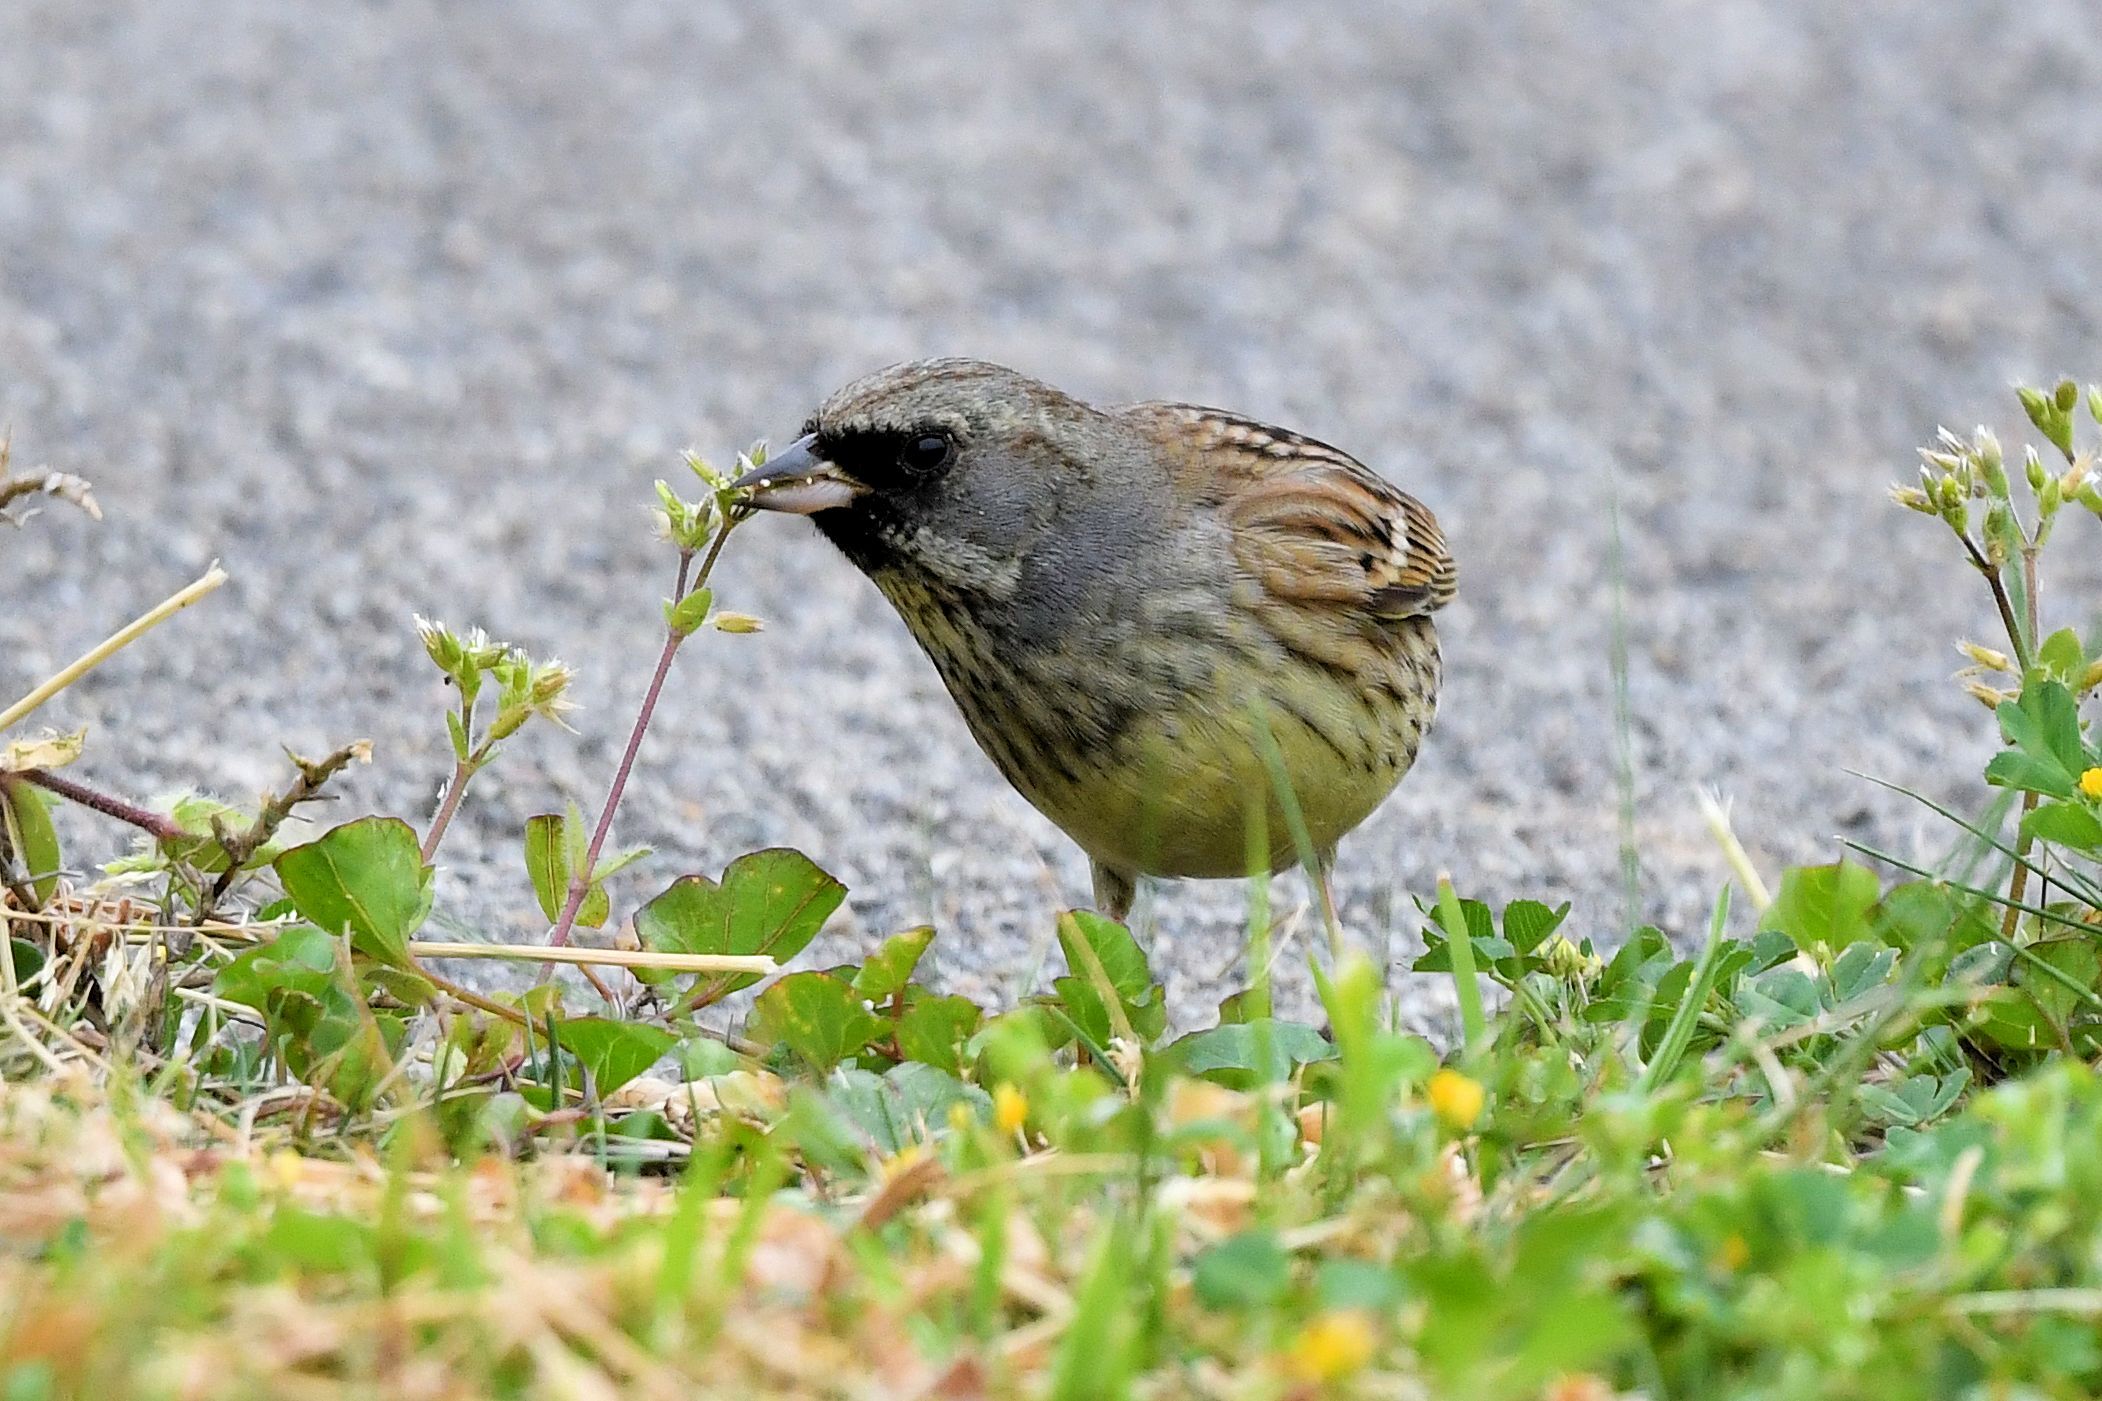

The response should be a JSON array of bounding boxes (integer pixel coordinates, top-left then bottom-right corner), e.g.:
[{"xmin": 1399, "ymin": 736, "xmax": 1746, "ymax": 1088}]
[{"xmin": 732, "ymin": 359, "xmax": 1455, "ymax": 924}]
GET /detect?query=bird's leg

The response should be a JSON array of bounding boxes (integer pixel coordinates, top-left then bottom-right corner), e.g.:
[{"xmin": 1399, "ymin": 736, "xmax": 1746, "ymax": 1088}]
[
  {"xmin": 1091, "ymin": 861, "xmax": 1139, "ymax": 926},
  {"xmin": 1313, "ymin": 847, "xmax": 1345, "ymax": 962}
]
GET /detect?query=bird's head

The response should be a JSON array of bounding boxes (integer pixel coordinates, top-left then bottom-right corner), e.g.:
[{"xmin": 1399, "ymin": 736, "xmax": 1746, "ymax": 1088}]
[{"xmin": 732, "ymin": 359, "xmax": 1136, "ymax": 598}]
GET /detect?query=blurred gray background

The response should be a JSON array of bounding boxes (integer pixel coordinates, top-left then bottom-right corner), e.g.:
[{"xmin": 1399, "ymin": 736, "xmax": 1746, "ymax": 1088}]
[{"xmin": 5, "ymin": 0, "xmax": 2100, "ymax": 1021}]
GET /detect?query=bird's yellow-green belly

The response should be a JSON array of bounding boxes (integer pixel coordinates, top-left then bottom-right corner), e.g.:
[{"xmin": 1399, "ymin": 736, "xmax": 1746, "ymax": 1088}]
[
  {"xmin": 1012, "ymin": 678, "xmax": 1426, "ymax": 881},
  {"xmin": 888, "ymin": 566, "xmax": 1440, "ymax": 882}
]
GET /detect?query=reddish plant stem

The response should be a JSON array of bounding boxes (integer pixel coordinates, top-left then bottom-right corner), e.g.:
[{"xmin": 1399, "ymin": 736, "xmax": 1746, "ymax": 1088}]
[
  {"xmin": 414, "ymin": 957, "xmax": 530, "ymax": 1027},
  {"xmin": 15, "ymin": 767, "xmax": 184, "ymax": 841},
  {"xmin": 549, "ymin": 625, "xmax": 687, "ymax": 949},
  {"xmin": 1960, "ymin": 535, "xmax": 2029, "ymax": 670},
  {"xmin": 547, "ymin": 521, "xmax": 728, "ymax": 955},
  {"xmin": 421, "ymin": 691, "xmax": 478, "ymax": 864},
  {"xmin": 421, "ymin": 759, "xmax": 472, "ymax": 864}
]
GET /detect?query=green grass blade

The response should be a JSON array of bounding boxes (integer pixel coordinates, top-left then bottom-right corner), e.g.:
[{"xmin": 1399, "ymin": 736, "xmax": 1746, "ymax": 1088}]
[
  {"xmin": 1638, "ymin": 884, "xmax": 1731, "ymax": 1093},
  {"xmin": 1436, "ymin": 876, "xmax": 1487, "ymax": 1054}
]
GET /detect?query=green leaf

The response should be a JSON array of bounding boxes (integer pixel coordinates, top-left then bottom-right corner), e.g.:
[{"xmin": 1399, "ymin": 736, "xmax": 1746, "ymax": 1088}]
[
  {"xmin": 1502, "ymin": 899, "xmax": 1571, "ymax": 955},
  {"xmin": 1413, "ymin": 895, "xmax": 1533, "ymax": 980},
  {"xmin": 2038, "ymin": 627, "xmax": 2088, "ymax": 681},
  {"xmin": 748, "ymin": 971, "xmax": 882, "ymax": 1072},
  {"xmin": 895, "ymin": 992, "xmax": 983, "ymax": 1074},
  {"xmin": 274, "ymin": 818, "xmax": 431, "ymax": 969},
  {"xmin": 663, "ymin": 586, "xmax": 713, "ymax": 636},
  {"xmin": 365, "ymin": 965, "xmax": 437, "ymax": 1010},
  {"xmin": 1412, "ymin": 934, "xmax": 1516, "ymax": 975},
  {"xmin": 1946, "ymin": 940, "xmax": 2015, "ymax": 987},
  {"xmin": 1055, "ymin": 910, "xmax": 1167, "ymax": 1042},
  {"xmin": 1738, "ymin": 966, "xmax": 1818, "ymax": 1030},
  {"xmin": 1168, "ymin": 1019, "xmax": 1337, "ymax": 1089},
  {"xmin": 1825, "ymin": 941, "xmax": 1898, "ymax": 1006},
  {"xmin": 592, "ymin": 844, "xmax": 652, "ymax": 882},
  {"xmin": 2011, "ymin": 938, "xmax": 2101, "ymax": 1032},
  {"xmin": 8, "ymin": 937, "xmax": 46, "ymax": 984},
  {"xmin": 777, "ymin": 1084, "xmax": 868, "ymax": 1176},
  {"xmin": 824, "ymin": 1063, "xmax": 990, "ymax": 1155},
  {"xmin": 523, "ymin": 814, "xmax": 567, "ymax": 923},
  {"xmin": 634, "ymin": 849, "xmax": 846, "ymax": 1005},
  {"xmin": 1990, "ymin": 682, "xmax": 2088, "ymax": 797},
  {"xmin": 215, "ymin": 925, "xmax": 339, "ymax": 1011},
  {"xmin": 264, "ymin": 1208, "xmax": 376, "ymax": 1273},
  {"xmin": 1861, "ymin": 1072, "xmax": 1970, "ymax": 1128},
  {"xmin": 562, "ymin": 800, "xmax": 590, "ymax": 872},
  {"xmin": 522, "ymin": 813, "xmax": 608, "ymax": 928},
  {"xmin": 212, "ymin": 924, "xmax": 388, "ymax": 1100},
  {"xmin": 851, "ymin": 925, "xmax": 936, "ymax": 1003},
  {"xmin": 674, "ymin": 1035, "xmax": 744, "ymax": 1080},
  {"xmin": 2022, "ymin": 800, "xmax": 2102, "ymax": 852},
  {"xmin": 157, "ymin": 795, "xmax": 260, "ymax": 874},
  {"xmin": 1985, "ymin": 749, "xmax": 2079, "ymax": 799},
  {"xmin": 556, "ymin": 1017, "xmax": 676, "ymax": 1097},
  {"xmin": 1873, "ymin": 881, "xmax": 1999, "ymax": 957},
  {"xmin": 0, "ymin": 778, "xmax": 61, "ymax": 906},
  {"xmin": 1316, "ymin": 1258, "xmax": 1404, "ymax": 1312},
  {"xmin": 1759, "ymin": 860, "xmax": 1880, "ymax": 952},
  {"xmin": 1057, "ymin": 910, "xmax": 1153, "ymax": 1003},
  {"xmin": 1191, "ymin": 1230, "xmax": 1289, "ymax": 1311}
]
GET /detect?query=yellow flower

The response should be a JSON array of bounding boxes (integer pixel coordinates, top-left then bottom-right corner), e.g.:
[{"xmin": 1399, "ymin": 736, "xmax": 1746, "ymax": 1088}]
[
  {"xmin": 2080, "ymin": 767, "xmax": 2102, "ymax": 800},
  {"xmin": 880, "ymin": 1143, "xmax": 927, "ymax": 1181},
  {"xmin": 1427, "ymin": 1068, "xmax": 1485, "ymax": 1132},
  {"xmin": 993, "ymin": 1082, "xmax": 1028, "ymax": 1136},
  {"xmin": 1286, "ymin": 1310, "xmax": 1378, "ymax": 1383},
  {"xmin": 1714, "ymin": 1232, "xmax": 1750, "ymax": 1271}
]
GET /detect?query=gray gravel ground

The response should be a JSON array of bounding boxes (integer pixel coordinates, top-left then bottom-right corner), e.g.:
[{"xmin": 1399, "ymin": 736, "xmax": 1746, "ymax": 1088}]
[{"xmin": 5, "ymin": 1, "xmax": 2101, "ymax": 1027}]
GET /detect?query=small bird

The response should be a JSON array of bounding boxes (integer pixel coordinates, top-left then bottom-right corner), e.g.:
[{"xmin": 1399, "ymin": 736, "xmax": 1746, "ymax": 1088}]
[{"xmin": 732, "ymin": 359, "xmax": 1454, "ymax": 923}]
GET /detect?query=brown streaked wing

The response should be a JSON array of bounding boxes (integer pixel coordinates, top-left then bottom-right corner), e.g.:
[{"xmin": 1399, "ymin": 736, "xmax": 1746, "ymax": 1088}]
[{"xmin": 1128, "ymin": 403, "xmax": 1457, "ymax": 626}]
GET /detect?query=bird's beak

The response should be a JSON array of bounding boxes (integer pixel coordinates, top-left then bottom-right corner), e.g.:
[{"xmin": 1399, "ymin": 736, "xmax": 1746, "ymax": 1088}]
[{"xmin": 730, "ymin": 434, "xmax": 868, "ymax": 515}]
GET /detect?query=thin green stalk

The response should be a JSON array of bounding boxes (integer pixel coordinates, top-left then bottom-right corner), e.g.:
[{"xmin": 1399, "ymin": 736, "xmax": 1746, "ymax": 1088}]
[
  {"xmin": 1243, "ymin": 798, "xmax": 1272, "ymax": 1023},
  {"xmin": 1849, "ymin": 771, "xmax": 2102, "ymax": 909},
  {"xmin": 2002, "ymin": 547, "xmax": 2047, "ymax": 938},
  {"xmin": 1845, "ymin": 841, "xmax": 2102, "ymax": 1013},
  {"xmin": 1436, "ymin": 876, "xmax": 1486, "ymax": 1055},
  {"xmin": 1845, "ymin": 841, "xmax": 2101, "ymax": 942},
  {"xmin": 1606, "ymin": 463, "xmax": 1642, "ymax": 932},
  {"xmin": 0, "ymin": 567, "xmax": 226, "ymax": 734},
  {"xmin": 1638, "ymin": 884, "xmax": 1731, "ymax": 1093},
  {"xmin": 1041, "ymin": 1003, "xmax": 1129, "ymax": 1091},
  {"xmin": 1249, "ymin": 707, "xmax": 1343, "ymax": 962}
]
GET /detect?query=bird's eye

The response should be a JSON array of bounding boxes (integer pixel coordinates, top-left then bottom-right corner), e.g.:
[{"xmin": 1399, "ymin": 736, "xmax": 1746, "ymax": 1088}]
[{"xmin": 900, "ymin": 432, "xmax": 953, "ymax": 473}]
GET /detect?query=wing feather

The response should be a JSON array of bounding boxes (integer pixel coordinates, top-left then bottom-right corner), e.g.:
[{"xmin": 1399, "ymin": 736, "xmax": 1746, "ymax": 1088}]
[{"xmin": 1130, "ymin": 404, "xmax": 1457, "ymax": 628}]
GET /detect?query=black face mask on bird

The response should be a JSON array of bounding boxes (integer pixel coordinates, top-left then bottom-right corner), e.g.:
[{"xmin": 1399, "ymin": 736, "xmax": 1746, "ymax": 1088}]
[{"xmin": 730, "ymin": 416, "xmax": 1056, "ymax": 603}]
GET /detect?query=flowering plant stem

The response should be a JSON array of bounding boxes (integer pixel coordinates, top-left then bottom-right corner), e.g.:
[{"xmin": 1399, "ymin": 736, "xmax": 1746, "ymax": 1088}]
[
  {"xmin": 420, "ymin": 759, "xmax": 474, "ymax": 864},
  {"xmin": 2002, "ymin": 546, "xmax": 2045, "ymax": 937},
  {"xmin": 546, "ymin": 518, "xmax": 743, "ymax": 971}
]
